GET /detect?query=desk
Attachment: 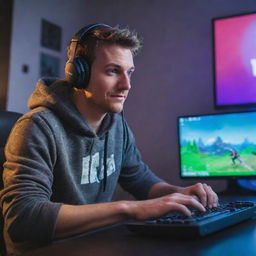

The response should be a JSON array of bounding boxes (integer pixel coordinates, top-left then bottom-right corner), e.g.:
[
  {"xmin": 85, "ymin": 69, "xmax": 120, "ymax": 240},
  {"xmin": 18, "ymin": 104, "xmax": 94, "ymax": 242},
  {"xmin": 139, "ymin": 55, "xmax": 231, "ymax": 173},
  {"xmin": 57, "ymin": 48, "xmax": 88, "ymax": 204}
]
[{"xmin": 22, "ymin": 196, "xmax": 256, "ymax": 256}]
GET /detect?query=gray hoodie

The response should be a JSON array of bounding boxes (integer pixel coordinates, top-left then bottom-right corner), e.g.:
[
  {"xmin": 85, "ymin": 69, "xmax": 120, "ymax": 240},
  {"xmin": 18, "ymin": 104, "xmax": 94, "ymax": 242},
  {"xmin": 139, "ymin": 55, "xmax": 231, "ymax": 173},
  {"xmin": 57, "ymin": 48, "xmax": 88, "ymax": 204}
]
[{"xmin": 0, "ymin": 78, "xmax": 162, "ymax": 255}]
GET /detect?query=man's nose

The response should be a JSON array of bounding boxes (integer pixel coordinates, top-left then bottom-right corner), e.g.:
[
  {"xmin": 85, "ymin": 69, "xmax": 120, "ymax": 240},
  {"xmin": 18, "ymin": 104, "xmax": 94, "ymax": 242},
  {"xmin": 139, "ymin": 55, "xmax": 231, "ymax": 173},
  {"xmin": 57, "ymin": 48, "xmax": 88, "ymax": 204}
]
[{"xmin": 118, "ymin": 73, "xmax": 131, "ymax": 90}]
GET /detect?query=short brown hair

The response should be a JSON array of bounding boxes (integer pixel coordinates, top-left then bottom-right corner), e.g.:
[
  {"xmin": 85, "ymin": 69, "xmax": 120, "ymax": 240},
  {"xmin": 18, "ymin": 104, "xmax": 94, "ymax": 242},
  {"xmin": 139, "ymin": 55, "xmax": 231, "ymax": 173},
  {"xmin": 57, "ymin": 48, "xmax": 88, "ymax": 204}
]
[{"xmin": 67, "ymin": 25, "xmax": 142, "ymax": 66}]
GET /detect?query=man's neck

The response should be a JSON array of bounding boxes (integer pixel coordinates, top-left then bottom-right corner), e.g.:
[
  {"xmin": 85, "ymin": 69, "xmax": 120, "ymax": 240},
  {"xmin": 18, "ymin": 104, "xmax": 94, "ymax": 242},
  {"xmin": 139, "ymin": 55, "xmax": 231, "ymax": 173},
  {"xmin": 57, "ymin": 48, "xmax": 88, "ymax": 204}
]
[{"xmin": 72, "ymin": 88, "xmax": 106, "ymax": 134}]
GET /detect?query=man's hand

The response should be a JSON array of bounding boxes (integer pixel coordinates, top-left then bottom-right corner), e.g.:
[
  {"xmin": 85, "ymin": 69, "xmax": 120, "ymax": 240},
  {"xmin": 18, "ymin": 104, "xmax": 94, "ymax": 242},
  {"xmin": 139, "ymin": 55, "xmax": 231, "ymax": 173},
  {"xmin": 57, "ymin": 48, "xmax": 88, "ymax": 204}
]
[
  {"xmin": 148, "ymin": 182, "xmax": 219, "ymax": 209},
  {"xmin": 178, "ymin": 183, "xmax": 218, "ymax": 208},
  {"xmin": 127, "ymin": 192, "xmax": 206, "ymax": 220}
]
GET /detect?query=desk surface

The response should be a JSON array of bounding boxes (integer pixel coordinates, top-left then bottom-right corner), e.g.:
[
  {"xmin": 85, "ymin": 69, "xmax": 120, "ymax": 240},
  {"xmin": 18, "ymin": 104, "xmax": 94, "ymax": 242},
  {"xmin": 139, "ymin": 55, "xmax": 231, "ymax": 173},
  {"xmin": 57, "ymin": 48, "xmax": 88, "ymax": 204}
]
[{"xmin": 23, "ymin": 195, "xmax": 256, "ymax": 256}]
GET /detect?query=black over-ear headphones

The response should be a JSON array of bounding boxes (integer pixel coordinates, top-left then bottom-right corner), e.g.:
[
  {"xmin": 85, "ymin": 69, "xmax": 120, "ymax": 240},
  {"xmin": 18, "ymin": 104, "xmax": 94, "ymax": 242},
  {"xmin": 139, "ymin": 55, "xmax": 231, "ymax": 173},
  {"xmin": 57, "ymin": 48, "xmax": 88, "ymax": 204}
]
[{"xmin": 65, "ymin": 23, "xmax": 112, "ymax": 89}]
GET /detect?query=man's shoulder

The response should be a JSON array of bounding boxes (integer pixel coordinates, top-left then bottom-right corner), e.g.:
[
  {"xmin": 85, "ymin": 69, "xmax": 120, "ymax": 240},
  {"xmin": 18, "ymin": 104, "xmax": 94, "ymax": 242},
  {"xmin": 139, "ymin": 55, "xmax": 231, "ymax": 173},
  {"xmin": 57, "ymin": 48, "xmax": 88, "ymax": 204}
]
[
  {"xmin": 22, "ymin": 107, "xmax": 54, "ymax": 119},
  {"xmin": 18, "ymin": 107, "xmax": 60, "ymax": 129}
]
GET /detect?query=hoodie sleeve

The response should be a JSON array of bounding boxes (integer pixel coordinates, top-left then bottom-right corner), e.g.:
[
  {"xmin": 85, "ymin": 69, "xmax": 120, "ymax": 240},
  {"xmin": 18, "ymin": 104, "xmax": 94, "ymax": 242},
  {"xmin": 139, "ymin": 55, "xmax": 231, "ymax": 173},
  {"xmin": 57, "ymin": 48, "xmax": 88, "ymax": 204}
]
[
  {"xmin": 0, "ymin": 115, "xmax": 62, "ymax": 250},
  {"xmin": 118, "ymin": 120, "xmax": 163, "ymax": 200}
]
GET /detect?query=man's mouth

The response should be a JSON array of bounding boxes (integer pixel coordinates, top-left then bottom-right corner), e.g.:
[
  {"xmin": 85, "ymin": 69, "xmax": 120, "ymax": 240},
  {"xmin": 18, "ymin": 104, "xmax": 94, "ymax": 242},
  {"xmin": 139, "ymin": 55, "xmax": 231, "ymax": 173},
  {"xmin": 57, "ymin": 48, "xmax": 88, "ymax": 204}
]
[{"xmin": 110, "ymin": 94, "xmax": 126, "ymax": 99}]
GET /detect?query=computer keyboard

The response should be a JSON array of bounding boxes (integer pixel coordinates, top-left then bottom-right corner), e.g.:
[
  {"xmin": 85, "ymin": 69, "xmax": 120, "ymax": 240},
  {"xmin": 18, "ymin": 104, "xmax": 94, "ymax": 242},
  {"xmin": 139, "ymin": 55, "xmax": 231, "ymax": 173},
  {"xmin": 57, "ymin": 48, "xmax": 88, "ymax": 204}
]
[{"xmin": 126, "ymin": 201, "xmax": 256, "ymax": 237}]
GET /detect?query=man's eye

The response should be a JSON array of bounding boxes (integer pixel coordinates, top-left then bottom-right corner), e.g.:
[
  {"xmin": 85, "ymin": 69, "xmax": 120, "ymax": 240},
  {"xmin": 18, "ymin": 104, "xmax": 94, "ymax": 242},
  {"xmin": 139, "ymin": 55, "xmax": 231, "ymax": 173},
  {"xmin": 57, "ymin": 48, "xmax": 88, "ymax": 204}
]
[{"xmin": 107, "ymin": 69, "xmax": 119, "ymax": 74}]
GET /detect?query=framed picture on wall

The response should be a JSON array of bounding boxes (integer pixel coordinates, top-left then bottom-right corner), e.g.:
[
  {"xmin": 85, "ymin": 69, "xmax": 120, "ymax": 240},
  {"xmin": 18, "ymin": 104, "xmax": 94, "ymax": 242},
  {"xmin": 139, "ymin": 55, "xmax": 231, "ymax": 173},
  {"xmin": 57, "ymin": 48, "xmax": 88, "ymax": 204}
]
[
  {"xmin": 40, "ymin": 53, "xmax": 60, "ymax": 77},
  {"xmin": 41, "ymin": 19, "xmax": 62, "ymax": 51}
]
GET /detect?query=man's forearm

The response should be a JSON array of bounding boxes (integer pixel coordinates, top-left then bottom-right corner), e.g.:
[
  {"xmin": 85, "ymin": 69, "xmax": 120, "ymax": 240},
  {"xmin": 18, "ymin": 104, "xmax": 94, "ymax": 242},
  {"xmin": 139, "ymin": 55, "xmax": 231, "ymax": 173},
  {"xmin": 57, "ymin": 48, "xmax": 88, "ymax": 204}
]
[
  {"xmin": 147, "ymin": 181, "xmax": 182, "ymax": 199},
  {"xmin": 54, "ymin": 201, "xmax": 131, "ymax": 239}
]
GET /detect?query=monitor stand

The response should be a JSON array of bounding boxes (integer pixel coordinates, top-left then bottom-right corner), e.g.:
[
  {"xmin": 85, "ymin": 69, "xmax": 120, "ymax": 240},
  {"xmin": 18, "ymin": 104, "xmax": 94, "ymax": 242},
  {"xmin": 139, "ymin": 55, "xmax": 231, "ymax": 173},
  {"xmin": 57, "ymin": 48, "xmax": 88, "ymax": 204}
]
[
  {"xmin": 225, "ymin": 179, "xmax": 240, "ymax": 194},
  {"xmin": 223, "ymin": 179, "xmax": 253, "ymax": 195}
]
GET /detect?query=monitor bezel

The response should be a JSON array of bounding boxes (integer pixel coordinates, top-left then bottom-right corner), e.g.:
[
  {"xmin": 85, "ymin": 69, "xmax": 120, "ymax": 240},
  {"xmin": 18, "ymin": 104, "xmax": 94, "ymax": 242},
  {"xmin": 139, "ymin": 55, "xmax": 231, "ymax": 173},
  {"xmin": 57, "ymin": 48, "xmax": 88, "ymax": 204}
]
[
  {"xmin": 212, "ymin": 11, "xmax": 256, "ymax": 109},
  {"xmin": 178, "ymin": 110, "xmax": 256, "ymax": 179}
]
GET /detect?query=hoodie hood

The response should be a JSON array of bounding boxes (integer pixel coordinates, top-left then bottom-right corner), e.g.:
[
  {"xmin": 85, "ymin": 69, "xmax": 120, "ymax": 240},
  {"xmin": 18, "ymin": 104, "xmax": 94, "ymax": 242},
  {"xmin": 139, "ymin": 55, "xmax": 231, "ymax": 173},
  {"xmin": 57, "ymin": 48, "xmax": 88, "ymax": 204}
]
[{"xmin": 28, "ymin": 78, "xmax": 115, "ymax": 137}]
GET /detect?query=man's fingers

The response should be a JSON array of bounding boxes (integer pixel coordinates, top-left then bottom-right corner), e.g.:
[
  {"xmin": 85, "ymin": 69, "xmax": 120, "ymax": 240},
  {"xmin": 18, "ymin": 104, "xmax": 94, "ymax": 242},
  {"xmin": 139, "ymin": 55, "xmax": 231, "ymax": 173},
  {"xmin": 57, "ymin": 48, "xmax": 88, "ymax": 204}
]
[
  {"xmin": 190, "ymin": 183, "xmax": 207, "ymax": 207},
  {"xmin": 168, "ymin": 193, "xmax": 206, "ymax": 213},
  {"xmin": 185, "ymin": 183, "xmax": 219, "ymax": 208},
  {"xmin": 165, "ymin": 202, "xmax": 192, "ymax": 217},
  {"xmin": 203, "ymin": 183, "xmax": 218, "ymax": 207}
]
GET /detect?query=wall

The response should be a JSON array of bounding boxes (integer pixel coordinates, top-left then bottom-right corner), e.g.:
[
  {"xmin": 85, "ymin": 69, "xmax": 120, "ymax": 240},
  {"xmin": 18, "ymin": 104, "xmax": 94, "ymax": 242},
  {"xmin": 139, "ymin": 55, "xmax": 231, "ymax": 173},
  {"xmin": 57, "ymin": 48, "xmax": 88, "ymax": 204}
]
[
  {"xmin": 7, "ymin": 0, "xmax": 256, "ymax": 199},
  {"xmin": 7, "ymin": 0, "xmax": 88, "ymax": 113},
  {"xmin": 82, "ymin": 0, "xmax": 256, "ymax": 198}
]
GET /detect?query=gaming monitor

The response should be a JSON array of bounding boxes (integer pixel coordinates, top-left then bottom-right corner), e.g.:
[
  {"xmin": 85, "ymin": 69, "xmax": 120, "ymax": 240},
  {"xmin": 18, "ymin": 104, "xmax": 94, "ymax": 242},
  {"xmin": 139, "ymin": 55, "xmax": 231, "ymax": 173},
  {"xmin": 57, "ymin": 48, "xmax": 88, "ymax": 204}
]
[
  {"xmin": 213, "ymin": 12, "xmax": 256, "ymax": 108},
  {"xmin": 178, "ymin": 111, "xmax": 256, "ymax": 179}
]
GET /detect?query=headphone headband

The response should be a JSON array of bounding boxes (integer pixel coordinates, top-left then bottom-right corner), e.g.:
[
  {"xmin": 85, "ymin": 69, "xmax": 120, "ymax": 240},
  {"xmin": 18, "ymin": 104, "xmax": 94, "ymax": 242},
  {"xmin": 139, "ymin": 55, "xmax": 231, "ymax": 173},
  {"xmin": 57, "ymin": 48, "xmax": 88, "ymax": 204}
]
[
  {"xmin": 78, "ymin": 23, "xmax": 112, "ymax": 42},
  {"xmin": 65, "ymin": 23, "xmax": 112, "ymax": 88},
  {"xmin": 69, "ymin": 23, "xmax": 112, "ymax": 60}
]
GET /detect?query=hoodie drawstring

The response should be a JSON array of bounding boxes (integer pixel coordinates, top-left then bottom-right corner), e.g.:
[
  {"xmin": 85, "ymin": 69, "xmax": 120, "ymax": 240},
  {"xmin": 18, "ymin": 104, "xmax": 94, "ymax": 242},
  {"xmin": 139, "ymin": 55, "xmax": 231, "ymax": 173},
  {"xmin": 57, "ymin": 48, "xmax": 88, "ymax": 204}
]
[{"xmin": 103, "ymin": 132, "xmax": 109, "ymax": 191}]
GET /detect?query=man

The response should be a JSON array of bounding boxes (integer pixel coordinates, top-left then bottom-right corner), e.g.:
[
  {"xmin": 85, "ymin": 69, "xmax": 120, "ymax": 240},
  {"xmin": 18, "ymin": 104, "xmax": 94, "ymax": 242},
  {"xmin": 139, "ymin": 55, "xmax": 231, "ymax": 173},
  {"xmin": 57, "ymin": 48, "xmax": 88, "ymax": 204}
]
[{"xmin": 0, "ymin": 24, "xmax": 218, "ymax": 255}]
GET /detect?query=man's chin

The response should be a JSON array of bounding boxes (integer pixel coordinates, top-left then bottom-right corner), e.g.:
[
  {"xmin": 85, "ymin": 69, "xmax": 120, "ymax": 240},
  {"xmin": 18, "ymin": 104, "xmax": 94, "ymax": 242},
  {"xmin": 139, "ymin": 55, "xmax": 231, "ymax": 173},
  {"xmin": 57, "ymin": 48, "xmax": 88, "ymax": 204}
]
[{"xmin": 108, "ymin": 104, "xmax": 124, "ymax": 114}]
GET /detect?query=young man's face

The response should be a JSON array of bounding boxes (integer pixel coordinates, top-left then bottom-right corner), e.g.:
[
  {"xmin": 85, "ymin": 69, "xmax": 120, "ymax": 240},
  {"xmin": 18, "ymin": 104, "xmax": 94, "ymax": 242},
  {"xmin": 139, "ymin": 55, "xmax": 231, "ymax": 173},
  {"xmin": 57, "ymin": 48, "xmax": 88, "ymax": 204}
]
[{"xmin": 85, "ymin": 44, "xmax": 135, "ymax": 115}]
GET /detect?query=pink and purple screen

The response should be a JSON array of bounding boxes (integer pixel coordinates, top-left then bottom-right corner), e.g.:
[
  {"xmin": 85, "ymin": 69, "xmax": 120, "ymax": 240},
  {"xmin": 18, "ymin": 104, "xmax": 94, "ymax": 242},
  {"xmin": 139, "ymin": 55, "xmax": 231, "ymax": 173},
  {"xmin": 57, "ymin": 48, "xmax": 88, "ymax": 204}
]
[{"xmin": 214, "ymin": 13, "xmax": 256, "ymax": 106}]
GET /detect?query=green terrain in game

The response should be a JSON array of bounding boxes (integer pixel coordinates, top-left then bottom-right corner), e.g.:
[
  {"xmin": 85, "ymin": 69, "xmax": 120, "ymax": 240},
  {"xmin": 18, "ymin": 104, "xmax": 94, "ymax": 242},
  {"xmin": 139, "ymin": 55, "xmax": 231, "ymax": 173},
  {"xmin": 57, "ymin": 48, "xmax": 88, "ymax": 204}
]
[{"xmin": 181, "ymin": 143, "xmax": 256, "ymax": 177}]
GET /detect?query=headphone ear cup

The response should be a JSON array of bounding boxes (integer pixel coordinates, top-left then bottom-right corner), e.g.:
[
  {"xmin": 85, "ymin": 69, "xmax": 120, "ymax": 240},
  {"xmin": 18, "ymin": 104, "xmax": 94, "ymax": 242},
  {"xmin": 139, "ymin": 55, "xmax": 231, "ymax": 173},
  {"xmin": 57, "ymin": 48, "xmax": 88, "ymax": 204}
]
[
  {"xmin": 74, "ymin": 57, "xmax": 90, "ymax": 88},
  {"xmin": 65, "ymin": 57, "xmax": 90, "ymax": 89}
]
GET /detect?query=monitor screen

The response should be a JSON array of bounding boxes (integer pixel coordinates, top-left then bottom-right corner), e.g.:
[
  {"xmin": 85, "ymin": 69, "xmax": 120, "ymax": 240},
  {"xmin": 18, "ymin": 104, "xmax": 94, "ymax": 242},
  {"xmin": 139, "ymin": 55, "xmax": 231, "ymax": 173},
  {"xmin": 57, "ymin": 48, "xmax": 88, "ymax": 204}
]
[
  {"xmin": 213, "ymin": 12, "xmax": 256, "ymax": 107},
  {"xmin": 178, "ymin": 111, "xmax": 256, "ymax": 178}
]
